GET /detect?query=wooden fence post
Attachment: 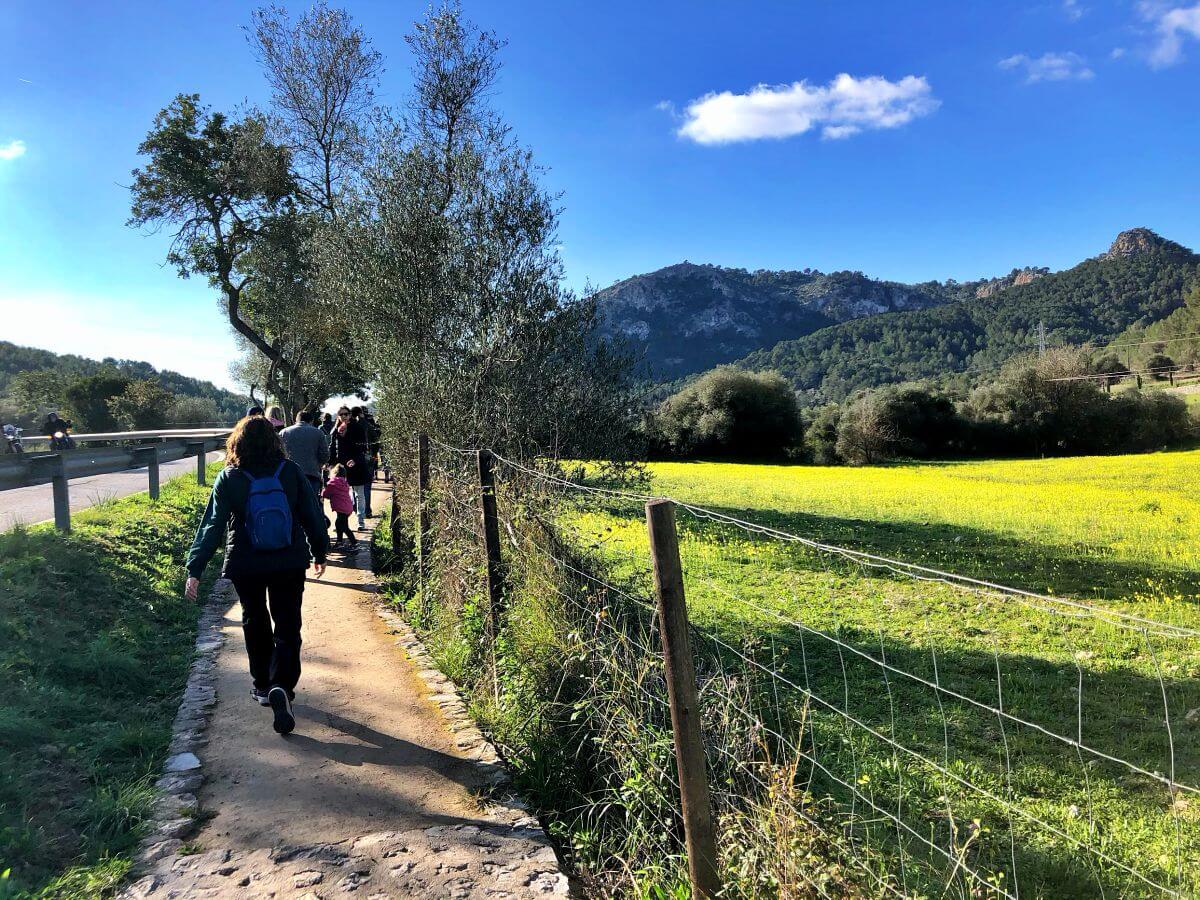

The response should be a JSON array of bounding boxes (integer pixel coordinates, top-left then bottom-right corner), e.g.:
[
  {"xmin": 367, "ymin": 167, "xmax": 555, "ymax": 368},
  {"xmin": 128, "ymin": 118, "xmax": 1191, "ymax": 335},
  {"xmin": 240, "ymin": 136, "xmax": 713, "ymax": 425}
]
[
  {"xmin": 389, "ymin": 480, "xmax": 402, "ymax": 558},
  {"xmin": 646, "ymin": 499, "xmax": 720, "ymax": 898},
  {"xmin": 477, "ymin": 449, "xmax": 504, "ymax": 645},
  {"xmin": 416, "ymin": 434, "xmax": 431, "ymax": 585},
  {"xmin": 50, "ymin": 453, "xmax": 71, "ymax": 533}
]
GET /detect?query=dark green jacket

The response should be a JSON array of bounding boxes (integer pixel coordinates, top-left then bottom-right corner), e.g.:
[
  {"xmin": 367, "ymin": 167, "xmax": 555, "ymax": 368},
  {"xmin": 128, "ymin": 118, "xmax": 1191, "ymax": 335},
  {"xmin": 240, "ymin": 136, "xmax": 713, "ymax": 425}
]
[{"xmin": 186, "ymin": 459, "xmax": 329, "ymax": 579}]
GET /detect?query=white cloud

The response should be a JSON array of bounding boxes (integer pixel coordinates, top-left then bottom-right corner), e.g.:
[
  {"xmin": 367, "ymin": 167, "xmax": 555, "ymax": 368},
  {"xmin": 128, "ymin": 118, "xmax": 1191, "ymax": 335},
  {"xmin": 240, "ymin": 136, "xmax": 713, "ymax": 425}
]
[
  {"xmin": 1063, "ymin": 0, "xmax": 1086, "ymax": 21},
  {"xmin": 673, "ymin": 73, "xmax": 939, "ymax": 145},
  {"xmin": 0, "ymin": 139, "xmax": 26, "ymax": 161},
  {"xmin": 1142, "ymin": 2, "xmax": 1200, "ymax": 67},
  {"xmin": 999, "ymin": 51, "xmax": 1095, "ymax": 83},
  {"xmin": 1111, "ymin": 46, "xmax": 1128, "ymax": 58}
]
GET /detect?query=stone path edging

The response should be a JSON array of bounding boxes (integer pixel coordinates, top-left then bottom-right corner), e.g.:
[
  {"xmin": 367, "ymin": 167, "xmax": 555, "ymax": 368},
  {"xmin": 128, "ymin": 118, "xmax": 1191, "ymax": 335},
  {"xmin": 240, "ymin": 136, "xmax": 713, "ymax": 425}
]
[
  {"xmin": 375, "ymin": 606, "xmax": 510, "ymax": 788},
  {"xmin": 135, "ymin": 577, "xmax": 235, "ymax": 868}
]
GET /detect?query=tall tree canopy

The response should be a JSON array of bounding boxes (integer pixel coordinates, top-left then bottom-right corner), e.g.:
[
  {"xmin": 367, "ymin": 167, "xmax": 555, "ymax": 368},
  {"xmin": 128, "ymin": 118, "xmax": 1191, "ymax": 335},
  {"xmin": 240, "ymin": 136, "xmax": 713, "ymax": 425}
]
[{"xmin": 314, "ymin": 5, "xmax": 635, "ymax": 457}]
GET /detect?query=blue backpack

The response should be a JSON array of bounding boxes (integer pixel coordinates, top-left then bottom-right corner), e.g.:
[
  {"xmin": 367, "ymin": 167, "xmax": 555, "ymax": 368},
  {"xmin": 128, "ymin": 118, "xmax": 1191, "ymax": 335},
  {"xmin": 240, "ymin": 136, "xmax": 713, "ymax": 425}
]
[{"xmin": 242, "ymin": 462, "xmax": 294, "ymax": 551}]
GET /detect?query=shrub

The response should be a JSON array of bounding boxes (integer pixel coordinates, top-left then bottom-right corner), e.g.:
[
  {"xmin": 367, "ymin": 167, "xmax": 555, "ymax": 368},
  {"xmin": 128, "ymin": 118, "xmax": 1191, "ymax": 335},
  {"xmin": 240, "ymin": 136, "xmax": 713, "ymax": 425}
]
[
  {"xmin": 1091, "ymin": 351, "xmax": 1127, "ymax": 385},
  {"xmin": 1099, "ymin": 390, "xmax": 1194, "ymax": 451},
  {"xmin": 108, "ymin": 380, "xmax": 175, "ymax": 430},
  {"xmin": 832, "ymin": 384, "xmax": 965, "ymax": 465},
  {"xmin": 1144, "ymin": 353, "xmax": 1176, "ymax": 380},
  {"xmin": 964, "ymin": 349, "xmax": 1107, "ymax": 456},
  {"xmin": 834, "ymin": 392, "xmax": 897, "ymax": 465},
  {"xmin": 62, "ymin": 371, "xmax": 131, "ymax": 432},
  {"xmin": 649, "ymin": 367, "xmax": 802, "ymax": 459},
  {"xmin": 804, "ymin": 404, "xmax": 842, "ymax": 464},
  {"xmin": 166, "ymin": 396, "xmax": 223, "ymax": 427}
]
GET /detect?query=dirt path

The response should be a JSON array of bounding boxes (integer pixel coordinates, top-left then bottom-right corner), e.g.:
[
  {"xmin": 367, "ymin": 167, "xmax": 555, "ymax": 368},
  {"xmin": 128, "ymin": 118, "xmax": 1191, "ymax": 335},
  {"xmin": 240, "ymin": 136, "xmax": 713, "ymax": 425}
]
[{"xmin": 125, "ymin": 495, "xmax": 567, "ymax": 898}]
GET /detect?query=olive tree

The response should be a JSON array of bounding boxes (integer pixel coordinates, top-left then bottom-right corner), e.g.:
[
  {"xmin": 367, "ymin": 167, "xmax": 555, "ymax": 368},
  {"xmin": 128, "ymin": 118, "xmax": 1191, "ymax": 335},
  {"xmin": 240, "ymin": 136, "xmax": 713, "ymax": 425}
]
[
  {"xmin": 128, "ymin": 96, "xmax": 305, "ymax": 407},
  {"xmin": 315, "ymin": 5, "xmax": 635, "ymax": 459},
  {"xmin": 130, "ymin": 5, "xmax": 381, "ymax": 416}
]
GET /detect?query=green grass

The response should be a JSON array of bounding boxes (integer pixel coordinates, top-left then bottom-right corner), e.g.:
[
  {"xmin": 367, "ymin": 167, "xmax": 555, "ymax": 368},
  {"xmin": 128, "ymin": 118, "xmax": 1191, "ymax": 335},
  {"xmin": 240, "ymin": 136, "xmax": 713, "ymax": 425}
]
[
  {"xmin": 0, "ymin": 466, "xmax": 219, "ymax": 898},
  {"xmin": 563, "ymin": 451, "xmax": 1200, "ymax": 897}
]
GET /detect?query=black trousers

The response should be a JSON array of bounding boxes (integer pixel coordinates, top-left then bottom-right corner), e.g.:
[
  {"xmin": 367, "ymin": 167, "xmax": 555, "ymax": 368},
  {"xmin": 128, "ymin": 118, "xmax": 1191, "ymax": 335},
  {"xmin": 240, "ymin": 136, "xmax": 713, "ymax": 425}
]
[
  {"xmin": 231, "ymin": 569, "xmax": 306, "ymax": 694},
  {"xmin": 334, "ymin": 512, "xmax": 355, "ymax": 543}
]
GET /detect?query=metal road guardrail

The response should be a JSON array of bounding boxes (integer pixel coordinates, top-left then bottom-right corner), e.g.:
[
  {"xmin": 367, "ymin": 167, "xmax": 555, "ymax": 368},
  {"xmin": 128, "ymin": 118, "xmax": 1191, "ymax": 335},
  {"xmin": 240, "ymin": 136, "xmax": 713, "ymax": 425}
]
[
  {"xmin": 19, "ymin": 427, "xmax": 231, "ymax": 446},
  {"xmin": 1, "ymin": 429, "xmax": 230, "ymax": 532}
]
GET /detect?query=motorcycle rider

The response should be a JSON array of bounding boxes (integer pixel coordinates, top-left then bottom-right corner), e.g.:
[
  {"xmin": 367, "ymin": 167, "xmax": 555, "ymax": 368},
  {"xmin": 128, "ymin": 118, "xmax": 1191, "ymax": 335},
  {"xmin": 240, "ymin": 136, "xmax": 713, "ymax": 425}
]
[
  {"xmin": 44, "ymin": 412, "xmax": 75, "ymax": 450},
  {"xmin": 2, "ymin": 423, "xmax": 23, "ymax": 455}
]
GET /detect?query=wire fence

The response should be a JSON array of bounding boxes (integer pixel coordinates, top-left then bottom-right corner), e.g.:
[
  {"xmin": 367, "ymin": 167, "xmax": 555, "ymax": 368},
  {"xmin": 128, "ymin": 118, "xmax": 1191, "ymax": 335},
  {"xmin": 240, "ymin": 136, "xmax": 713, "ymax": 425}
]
[{"xmin": 410, "ymin": 437, "xmax": 1200, "ymax": 898}]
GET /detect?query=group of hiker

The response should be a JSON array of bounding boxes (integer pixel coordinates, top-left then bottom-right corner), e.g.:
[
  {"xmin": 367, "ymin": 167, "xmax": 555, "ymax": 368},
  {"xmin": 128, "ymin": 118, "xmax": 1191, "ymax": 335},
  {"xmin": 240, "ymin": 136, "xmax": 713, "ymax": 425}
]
[{"xmin": 183, "ymin": 402, "xmax": 385, "ymax": 736}]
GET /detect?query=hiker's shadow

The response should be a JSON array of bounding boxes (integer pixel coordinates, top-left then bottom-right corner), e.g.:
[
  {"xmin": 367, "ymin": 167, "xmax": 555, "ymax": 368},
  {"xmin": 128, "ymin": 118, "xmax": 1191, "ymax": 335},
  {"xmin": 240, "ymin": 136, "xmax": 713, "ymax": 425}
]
[{"xmin": 286, "ymin": 704, "xmax": 496, "ymax": 786}]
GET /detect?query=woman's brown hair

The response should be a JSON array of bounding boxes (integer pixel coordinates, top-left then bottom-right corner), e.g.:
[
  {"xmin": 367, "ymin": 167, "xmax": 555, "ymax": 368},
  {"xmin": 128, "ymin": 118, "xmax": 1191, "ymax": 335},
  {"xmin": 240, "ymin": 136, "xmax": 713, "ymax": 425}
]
[{"xmin": 226, "ymin": 415, "xmax": 286, "ymax": 469}]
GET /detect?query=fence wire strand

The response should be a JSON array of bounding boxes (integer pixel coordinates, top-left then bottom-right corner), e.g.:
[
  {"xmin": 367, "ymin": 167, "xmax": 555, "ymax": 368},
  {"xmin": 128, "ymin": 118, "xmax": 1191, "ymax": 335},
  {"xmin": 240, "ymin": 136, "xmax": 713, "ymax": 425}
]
[{"xmin": 411, "ymin": 445, "xmax": 1197, "ymax": 897}]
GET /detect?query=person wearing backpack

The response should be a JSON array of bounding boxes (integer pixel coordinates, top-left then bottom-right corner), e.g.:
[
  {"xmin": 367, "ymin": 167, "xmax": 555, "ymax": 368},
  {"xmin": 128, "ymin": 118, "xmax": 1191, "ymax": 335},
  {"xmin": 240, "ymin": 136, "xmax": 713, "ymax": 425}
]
[{"xmin": 184, "ymin": 415, "xmax": 329, "ymax": 735}]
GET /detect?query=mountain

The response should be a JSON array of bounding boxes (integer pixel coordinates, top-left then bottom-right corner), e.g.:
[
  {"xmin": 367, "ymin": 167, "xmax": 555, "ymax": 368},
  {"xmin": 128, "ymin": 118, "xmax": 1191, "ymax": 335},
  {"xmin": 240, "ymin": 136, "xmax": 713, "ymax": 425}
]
[
  {"xmin": 594, "ymin": 262, "xmax": 982, "ymax": 380},
  {"xmin": 734, "ymin": 228, "xmax": 1200, "ymax": 404},
  {"xmin": 0, "ymin": 341, "xmax": 249, "ymax": 422}
]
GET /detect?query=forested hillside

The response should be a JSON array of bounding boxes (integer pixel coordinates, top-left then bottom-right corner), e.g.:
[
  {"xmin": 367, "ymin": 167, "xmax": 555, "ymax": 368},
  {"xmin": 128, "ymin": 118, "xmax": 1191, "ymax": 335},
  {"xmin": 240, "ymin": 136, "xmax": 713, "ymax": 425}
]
[
  {"xmin": 594, "ymin": 261, "xmax": 981, "ymax": 379},
  {"xmin": 736, "ymin": 228, "xmax": 1199, "ymax": 403},
  {"xmin": 0, "ymin": 341, "xmax": 247, "ymax": 426},
  {"xmin": 1109, "ymin": 283, "xmax": 1200, "ymax": 367}
]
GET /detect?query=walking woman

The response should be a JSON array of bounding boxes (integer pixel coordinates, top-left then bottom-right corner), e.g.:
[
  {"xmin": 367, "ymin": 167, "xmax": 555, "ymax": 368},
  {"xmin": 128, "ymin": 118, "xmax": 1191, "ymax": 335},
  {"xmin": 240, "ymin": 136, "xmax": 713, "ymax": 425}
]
[
  {"xmin": 328, "ymin": 405, "xmax": 369, "ymax": 530},
  {"xmin": 184, "ymin": 416, "xmax": 329, "ymax": 735}
]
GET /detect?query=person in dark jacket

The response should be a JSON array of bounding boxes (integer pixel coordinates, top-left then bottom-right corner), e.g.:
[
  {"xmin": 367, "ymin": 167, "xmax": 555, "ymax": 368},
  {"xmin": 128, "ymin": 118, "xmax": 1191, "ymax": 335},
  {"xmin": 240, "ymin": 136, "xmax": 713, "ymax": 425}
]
[
  {"xmin": 44, "ymin": 412, "xmax": 75, "ymax": 449},
  {"xmin": 185, "ymin": 415, "xmax": 328, "ymax": 735},
  {"xmin": 328, "ymin": 406, "xmax": 369, "ymax": 529},
  {"xmin": 356, "ymin": 407, "xmax": 379, "ymax": 517}
]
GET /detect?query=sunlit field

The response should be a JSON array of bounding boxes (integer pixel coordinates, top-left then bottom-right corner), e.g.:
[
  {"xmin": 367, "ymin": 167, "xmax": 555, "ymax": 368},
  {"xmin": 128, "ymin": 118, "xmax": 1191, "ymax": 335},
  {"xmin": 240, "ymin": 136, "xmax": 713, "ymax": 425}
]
[{"xmin": 560, "ymin": 451, "xmax": 1200, "ymax": 897}]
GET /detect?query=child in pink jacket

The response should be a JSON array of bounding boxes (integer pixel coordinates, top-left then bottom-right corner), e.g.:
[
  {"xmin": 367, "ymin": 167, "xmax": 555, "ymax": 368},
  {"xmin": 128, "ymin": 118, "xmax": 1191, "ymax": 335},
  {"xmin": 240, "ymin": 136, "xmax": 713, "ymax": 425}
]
[{"xmin": 322, "ymin": 465, "xmax": 358, "ymax": 551}]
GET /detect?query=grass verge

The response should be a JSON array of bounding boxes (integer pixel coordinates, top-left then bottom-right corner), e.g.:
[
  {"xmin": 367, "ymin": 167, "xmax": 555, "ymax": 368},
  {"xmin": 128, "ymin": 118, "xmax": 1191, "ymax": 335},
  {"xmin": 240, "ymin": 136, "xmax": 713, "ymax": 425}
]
[{"xmin": 0, "ymin": 466, "xmax": 219, "ymax": 898}]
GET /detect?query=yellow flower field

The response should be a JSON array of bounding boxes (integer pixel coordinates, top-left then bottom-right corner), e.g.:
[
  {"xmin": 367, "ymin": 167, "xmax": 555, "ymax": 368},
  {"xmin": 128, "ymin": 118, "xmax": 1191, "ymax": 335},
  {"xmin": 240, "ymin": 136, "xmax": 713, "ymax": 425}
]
[{"xmin": 556, "ymin": 450, "xmax": 1200, "ymax": 897}]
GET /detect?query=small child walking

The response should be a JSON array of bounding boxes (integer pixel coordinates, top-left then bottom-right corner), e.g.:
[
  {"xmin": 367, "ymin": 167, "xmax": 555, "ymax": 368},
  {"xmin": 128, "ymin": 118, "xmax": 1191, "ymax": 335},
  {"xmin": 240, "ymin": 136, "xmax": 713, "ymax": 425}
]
[{"xmin": 322, "ymin": 465, "xmax": 358, "ymax": 552}]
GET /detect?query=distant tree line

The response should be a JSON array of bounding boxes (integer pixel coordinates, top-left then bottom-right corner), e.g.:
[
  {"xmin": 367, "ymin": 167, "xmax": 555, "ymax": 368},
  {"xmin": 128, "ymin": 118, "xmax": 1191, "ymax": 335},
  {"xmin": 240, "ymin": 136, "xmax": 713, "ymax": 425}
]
[
  {"xmin": 0, "ymin": 343, "xmax": 245, "ymax": 432},
  {"xmin": 644, "ymin": 350, "xmax": 1197, "ymax": 465}
]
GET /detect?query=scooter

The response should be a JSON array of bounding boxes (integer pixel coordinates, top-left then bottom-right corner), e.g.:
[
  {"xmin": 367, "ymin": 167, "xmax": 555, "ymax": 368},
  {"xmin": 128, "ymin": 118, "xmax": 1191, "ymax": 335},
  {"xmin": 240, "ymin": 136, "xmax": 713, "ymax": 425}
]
[{"xmin": 2, "ymin": 424, "xmax": 23, "ymax": 455}]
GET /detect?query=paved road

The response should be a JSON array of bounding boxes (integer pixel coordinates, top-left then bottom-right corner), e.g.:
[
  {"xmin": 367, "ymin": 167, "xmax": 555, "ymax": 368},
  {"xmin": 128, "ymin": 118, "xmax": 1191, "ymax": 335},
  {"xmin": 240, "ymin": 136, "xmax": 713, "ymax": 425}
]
[{"xmin": 0, "ymin": 451, "xmax": 224, "ymax": 531}]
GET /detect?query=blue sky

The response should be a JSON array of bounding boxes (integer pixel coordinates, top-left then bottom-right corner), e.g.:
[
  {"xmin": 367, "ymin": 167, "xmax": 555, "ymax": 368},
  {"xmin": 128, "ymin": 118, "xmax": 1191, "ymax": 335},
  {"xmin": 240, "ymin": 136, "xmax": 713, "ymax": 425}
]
[{"xmin": 2, "ymin": 0, "xmax": 1199, "ymax": 390}]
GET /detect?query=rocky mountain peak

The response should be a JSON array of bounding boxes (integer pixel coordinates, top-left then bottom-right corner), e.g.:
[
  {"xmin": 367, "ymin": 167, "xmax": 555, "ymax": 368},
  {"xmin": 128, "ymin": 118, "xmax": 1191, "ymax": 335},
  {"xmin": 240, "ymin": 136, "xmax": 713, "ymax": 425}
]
[
  {"xmin": 974, "ymin": 266, "xmax": 1049, "ymax": 299},
  {"xmin": 1106, "ymin": 228, "xmax": 1166, "ymax": 259}
]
